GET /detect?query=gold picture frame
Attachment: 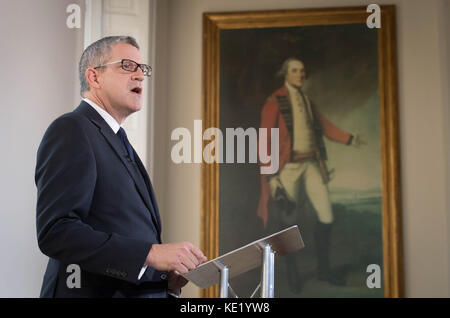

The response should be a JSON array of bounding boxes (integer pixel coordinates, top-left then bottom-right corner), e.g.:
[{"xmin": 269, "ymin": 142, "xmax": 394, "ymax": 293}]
[{"xmin": 201, "ymin": 6, "xmax": 403, "ymax": 298}]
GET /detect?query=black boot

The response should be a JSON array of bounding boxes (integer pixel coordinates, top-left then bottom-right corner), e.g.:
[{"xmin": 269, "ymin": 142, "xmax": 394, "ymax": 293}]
[
  {"xmin": 314, "ymin": 222, "xmax": 346, "ymax": 286},
  {"xmin": 285, "ymin": 253, "xmax": 303, "ymax": 294}
]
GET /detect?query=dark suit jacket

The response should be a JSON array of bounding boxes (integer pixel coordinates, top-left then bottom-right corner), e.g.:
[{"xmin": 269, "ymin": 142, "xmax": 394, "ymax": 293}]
[{"xmin": 35, "ymin": 101, "xmax": 167, "ymax": 298}]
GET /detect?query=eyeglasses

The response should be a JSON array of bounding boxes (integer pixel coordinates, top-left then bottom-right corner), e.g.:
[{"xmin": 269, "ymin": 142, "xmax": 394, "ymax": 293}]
[{"xmin": 94, "ymin": 59, "xmax": 152, "ymax": 77}]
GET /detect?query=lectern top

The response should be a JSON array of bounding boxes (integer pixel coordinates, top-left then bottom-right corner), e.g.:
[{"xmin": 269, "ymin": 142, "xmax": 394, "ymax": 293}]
[{"xmin": 181, "ymin": 225, "xmax": 304, "ymax": 289}]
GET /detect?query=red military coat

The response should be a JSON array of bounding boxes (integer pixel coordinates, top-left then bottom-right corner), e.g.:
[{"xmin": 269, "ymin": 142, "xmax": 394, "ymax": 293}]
[{"xmin": 257, "ymin": 85, "xmax": 352, "ymax": 228}]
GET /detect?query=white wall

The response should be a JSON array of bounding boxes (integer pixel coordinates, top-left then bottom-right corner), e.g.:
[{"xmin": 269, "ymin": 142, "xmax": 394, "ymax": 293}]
[
  {"xmin": 0, "ymin": 0, "xmax": 84, "ymax": 297},
  {"xmin": 154, "ymin": 0, "xmax": 450, "ymax": 297}
]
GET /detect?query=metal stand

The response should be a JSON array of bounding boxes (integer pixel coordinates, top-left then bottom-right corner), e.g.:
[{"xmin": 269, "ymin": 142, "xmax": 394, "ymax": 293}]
[
  {"xmin": 215, "ymin": 261, "xmax": 229, "ymax": 298},
  {"xmin": 216, "ymin": 242, "xmax": 275, "ymax": 298},
  {"xmin": 182, "ymin": 225, "xmax": 304, "ymax": 299},
  {"xmin": 259, "ymin": 242, "xmax": 275, "ymax": 298}
]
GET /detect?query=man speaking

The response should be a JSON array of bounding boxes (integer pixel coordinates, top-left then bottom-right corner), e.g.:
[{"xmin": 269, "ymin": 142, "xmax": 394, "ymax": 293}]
[{"xmin": 35, "ymin": 36, "xmax": 206, "ymax": 298}]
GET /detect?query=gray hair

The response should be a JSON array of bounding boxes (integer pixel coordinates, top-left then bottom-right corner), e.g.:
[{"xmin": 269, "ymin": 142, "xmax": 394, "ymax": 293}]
[
  {"xmin": 276, "ymin": 57, "xmax": 303, "ymax": 79},
  {"xmin": 78, "ymin": 36, "xmax": 140, "ymax": 96}
]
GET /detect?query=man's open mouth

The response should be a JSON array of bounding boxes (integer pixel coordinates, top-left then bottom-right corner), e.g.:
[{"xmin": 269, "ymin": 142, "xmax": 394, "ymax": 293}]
[{"xmin": 130, "ymin": 87, "xmax": 142, "ymax": 95}]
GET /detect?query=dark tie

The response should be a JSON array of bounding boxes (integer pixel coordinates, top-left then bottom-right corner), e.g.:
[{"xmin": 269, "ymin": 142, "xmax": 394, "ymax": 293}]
[
  {"xmin": 117, "ymin": 127, "xmax": 158, "ymax": 229},
  {"xmin": 117, "ymin": 127, "xmax": 135, "ymax": 162}
]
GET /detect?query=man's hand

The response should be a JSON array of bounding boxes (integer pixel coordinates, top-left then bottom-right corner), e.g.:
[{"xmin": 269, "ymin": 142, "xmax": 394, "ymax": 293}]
[
  {"xmin": 352, "ymin": 133, "xmax": 367, "ymax": 148},
  {"xmin": 269, "ymin": 175, "xmax": 283, "ymax": 198},
  {"xmin": 145, "ymin": 242, "xmax": 207, "ymax": 274}
]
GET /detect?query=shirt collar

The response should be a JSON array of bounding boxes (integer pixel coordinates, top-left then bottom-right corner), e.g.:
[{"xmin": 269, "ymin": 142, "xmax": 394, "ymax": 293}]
[{"xmin": 83, "ymin": 98, "xmax": 121, "ymax": 134}]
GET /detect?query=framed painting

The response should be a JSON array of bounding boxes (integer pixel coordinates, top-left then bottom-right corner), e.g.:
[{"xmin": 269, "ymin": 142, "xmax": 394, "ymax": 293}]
[{"xmin": 201, "ymin": 6, "xmax": 403, "ymax": 298}]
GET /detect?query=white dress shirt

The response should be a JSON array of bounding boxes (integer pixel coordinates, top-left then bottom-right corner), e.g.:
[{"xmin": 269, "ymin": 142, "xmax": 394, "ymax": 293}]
[{"xmin": 83, "ymin": 98, "xmax": 148, "ymax": 281}]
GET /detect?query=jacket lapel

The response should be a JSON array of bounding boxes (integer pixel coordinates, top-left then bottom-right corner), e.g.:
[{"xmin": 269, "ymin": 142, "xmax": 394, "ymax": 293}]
[
  {"xmin": 74, "ymin": 102, "xmax": 160, "ymax": 233},
  {"xmin": 134, "ymin": 154, "xmax": 162, "ymax": 235}
]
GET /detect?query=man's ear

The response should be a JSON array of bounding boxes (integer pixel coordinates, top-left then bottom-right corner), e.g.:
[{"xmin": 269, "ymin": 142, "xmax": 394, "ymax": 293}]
[{"xmin": 85, "ymin": 68, "xmax": 101, "ymax": 90}]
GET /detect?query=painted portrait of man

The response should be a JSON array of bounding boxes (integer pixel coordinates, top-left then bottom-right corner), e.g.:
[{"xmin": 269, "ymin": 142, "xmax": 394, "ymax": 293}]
[
  {"xmin": 218, "ymin": 23, "xmax": 384, "ymax": 297},
  {"xmin": 258, "ymin": 57, "xmax": 365, "ymax": 293}
]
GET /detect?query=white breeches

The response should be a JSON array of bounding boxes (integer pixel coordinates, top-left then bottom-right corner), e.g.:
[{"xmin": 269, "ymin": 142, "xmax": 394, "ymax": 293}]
[{"xmin": 279, "ymin": 161, "xmax": 333, "ymax": 224}]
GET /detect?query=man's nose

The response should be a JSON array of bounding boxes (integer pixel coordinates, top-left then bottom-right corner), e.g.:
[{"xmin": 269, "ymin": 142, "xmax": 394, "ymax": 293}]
[{"xmin": 132, "ymin": 68, "xmax": 145, "ymax": 81}]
